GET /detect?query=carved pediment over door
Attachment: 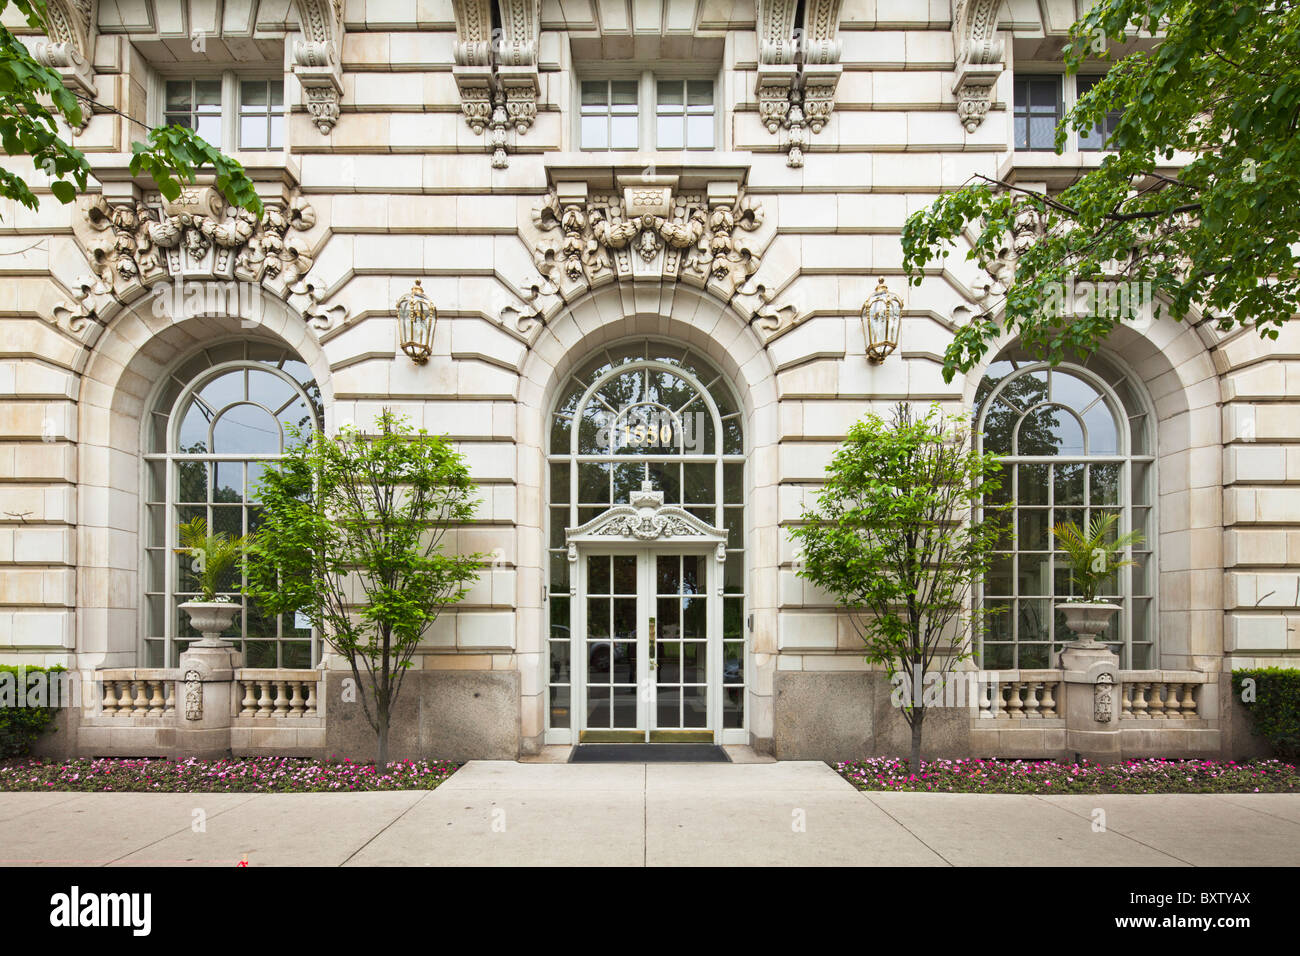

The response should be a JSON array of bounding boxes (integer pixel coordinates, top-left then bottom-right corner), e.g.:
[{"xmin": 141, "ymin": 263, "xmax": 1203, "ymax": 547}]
[{"xmin": 566, "ymin": 485, "xmax": 729, "ymax": 568}]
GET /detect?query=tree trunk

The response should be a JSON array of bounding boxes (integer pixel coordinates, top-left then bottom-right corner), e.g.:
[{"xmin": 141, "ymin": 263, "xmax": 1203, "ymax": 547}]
[
  {"xmin": 909, "ymin": 711, "xmax": 924, "ymax": 772},
  {"xmin": 376, "ymin": 709, "xmax": 389, "ymax": 771}
]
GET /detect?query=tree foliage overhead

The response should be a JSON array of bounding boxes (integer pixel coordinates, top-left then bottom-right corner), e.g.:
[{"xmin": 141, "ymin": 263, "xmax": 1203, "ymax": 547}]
[
  {"xmin": 789, "ymin": 403, "xmax": 1005, "ymax": 768},
  {"xmin": 902, "ymin": 0, "xmax": 1300, "ymax": 381},
  {"xmin": 1, "ymin": 0, "xmax": 261, "ymax": 215},
  {"xmin": 243, "ymin": 411, "xmax": 483, "ymax": 768}
]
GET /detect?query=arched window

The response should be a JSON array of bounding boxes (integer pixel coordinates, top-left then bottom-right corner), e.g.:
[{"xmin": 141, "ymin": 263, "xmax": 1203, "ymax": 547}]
[
  {"xmin": 975, "ymin": 348, "xmax": 1155, "ymax": 668},
  {"xmin": 546, "ymin": 340, "xmax": 746, "ymax": 739},
  {"xmin": 143, "ymin": 341, "xmax": 322, "ymax": 667}
]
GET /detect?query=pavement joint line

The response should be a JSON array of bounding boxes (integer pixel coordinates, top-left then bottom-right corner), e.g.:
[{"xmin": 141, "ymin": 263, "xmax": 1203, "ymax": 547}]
[
  {"xmin": 104, "ymin": 792, "xmax": 263, "ymax": 868},
  {"xmin": 1209, "ymin": 792, "xmax": 1300, "ymax": 828},
  {"xmin": 858, "ymin": 791, "xmax": 955, "ymax": 867},
  {"xmin": 0, "ymin": 791, "xmax": 86, "ymax": 823},
  {"xmin": 339, "ymin": 787, "xmax": 437, "ymax": 867},
  {"xmin": 1029, "ymin": 796, "xmax": 1195, "ymax": 866}
]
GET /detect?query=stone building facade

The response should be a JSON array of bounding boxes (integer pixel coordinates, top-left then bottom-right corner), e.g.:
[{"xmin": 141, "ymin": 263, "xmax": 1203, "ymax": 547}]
[{"xmin": 0, "ymin": 0, "xmax": 1293, "ymax": 760}]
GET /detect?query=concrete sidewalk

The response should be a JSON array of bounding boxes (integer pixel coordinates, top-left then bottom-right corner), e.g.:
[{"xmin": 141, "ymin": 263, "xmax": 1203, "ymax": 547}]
[{"xmin": 1, "ymin": 760, "xmax": 1297, "ymax": 866}]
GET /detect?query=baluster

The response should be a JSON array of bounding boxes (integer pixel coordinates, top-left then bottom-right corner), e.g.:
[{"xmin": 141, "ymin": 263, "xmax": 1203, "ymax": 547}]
[
  {"xmin": 131, "ymin": 680, "xmax": 148, "ymax": 715},
  {"xmin": 147, "ymin": 680, "xmax": 164, "ymax": 716},
  {"xmin": 1181, "ymin": 683, "xmax": 1200, "ymax": 718},
  {"xmin": 240, "ymin": 680, "xmax": 257, "ymax": 717},
  {"xmin": 1040, "ymin": 681, "xmax": 1057, "ymax": 718},
  {"xmin": 116, "ymin": 681, "xmax": 133, "ymax": 716},
  {"xmin": 256, "ymin": 680, "xmax": 273, "ymax": 718},
  {"xmin": 1121, "ymin": 683, "xmax": 1134, "ymax": 717},
  {"xmin": 1131, "ymin": 682, "xmax": 1149, "ymax": 718},
  {"xmin": 273, "ymin": 680, "xmax": 289, "ymax": 717},
  {"xmin": 289, "ymin": 681, "xmax": 304, "ymax": 717},
  {"xmin": 977, "ymin": 675, "xmax": 992, "ymax": 717},
  {"xmin": 1148, "ymin": 683, "xmax": 1167, "ymax": 718},
  {"xmin": 1164, "ymin": 683, "xmax": 1183, "ymax": 719},
  {"xmin": 305, "ymin": 681, "xmax": 318, "ymax": 717},
  {"xmin": 1023, "ymin": 681, "xmax": 1041, "ymax": 718},
  {"xmin": 1005, "ymin": 682, "xmax": 1024, "ymax": 719},
  {"xmin": 102, "ymin": 680, "xmax": 117, "ymax": 716},
  {"xmin": 164, "ymin": 681, "xmax": 176, "ymax": 714}
]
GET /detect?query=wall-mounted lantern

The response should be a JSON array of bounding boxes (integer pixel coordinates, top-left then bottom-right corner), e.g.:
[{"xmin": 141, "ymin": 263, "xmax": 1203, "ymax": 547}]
[
  {"xmin": 862, "ymin": 277, "xmax": 902, "ymax": 364},
  {"xmin": 396, "ymin": 279, "xmax": 435, "ymax": 364}
]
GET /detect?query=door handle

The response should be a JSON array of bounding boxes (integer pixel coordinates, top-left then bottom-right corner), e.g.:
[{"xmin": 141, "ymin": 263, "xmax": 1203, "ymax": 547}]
[{"xmin": 648, "ymin": 616, "xmax": 656, "ymax": 672}]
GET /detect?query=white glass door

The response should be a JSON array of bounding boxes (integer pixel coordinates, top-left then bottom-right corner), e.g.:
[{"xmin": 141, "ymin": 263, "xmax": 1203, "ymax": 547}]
[{"xmin": 577, "ymin": 550, "xmax": 715, "ymax": 742}]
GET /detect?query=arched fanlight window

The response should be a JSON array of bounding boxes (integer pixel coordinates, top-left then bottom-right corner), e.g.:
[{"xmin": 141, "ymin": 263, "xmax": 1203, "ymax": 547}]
[
  {"xmin": 975, "ymin": 347, "xmax": 1156, "ymax": 669},
  {"xmin": 545, "ymin": 340, "xmax": 746, "ymax": 737},
  {"xmin": 142, "ymin": 341, "xmax": 322, "ymax": 667}
]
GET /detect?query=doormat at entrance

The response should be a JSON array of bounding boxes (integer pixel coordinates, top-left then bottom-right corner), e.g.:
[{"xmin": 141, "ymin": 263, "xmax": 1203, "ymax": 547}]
[{"xmin": 569, "ymin": 744, "xmax": 731, "ymax": 763}]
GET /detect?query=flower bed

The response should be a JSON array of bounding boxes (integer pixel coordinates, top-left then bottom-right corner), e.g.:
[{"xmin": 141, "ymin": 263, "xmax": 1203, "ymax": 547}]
[
  {"xmin": 0, "ymin": 757, "xmax": 459, "ymax": 793},
  {"xmin": 835, "ymin": 757, "xmax": 1300, "ymax": 794}
]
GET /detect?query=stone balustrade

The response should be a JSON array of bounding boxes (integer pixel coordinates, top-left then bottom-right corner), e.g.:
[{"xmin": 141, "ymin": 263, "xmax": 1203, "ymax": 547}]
[
  {"xmin": 97, "ymin": 669, "xmax": 178, "ymax": 718},
  {"xmin": 234, "ymin": 670, "xmax": 322, "ymax": 719},
  {"xmin": 976, "ymin": 671, "xmax": 1063, "ymax": 719},
  {"xmin": 1118, "ymin": 671, "xmax": 1210, "ymax": 720}
]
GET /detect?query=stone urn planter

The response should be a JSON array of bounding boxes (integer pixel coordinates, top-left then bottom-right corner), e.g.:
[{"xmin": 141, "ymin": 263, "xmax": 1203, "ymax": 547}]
[
  {"xmin": 1056, "ymin": 601, "xmax": 1121, "ymax": 647},
  {"xmin": 178, "ymin": 600, "xmax": 239, "ymax": 647}
]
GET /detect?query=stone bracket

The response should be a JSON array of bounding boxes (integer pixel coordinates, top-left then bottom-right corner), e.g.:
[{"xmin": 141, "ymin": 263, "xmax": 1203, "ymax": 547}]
[
  {"xmin": 951, "ymin": 0, "xmax": 1004, "ymax": 133},
  {"xmin": 291, "ymin": 0, "xmax": 345, "ymax": 134},
  {"xmin": 754, "ymin": 0, "xmax": 843, "ymax": 167},
  {"xmin": 453, "ymin": 0, "xmax": 540, "ymax": 168},
  {"xmin": 32, "ymin": 0, "xmax": 99, "ymax": 132}
]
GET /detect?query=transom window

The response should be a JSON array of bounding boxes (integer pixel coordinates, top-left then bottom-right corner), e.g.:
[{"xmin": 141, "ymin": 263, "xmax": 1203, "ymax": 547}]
[
  {"xmin": 975, "ymin": 349, "xmax": 1155, "ymax": 668},
  {"xmin": 143, "ymin": 341, "xmax": 322, "ymax": 668},
  {"xmin": 578, "ymin": 72, "xmax": 716, "ymax": 151},
  {"xmin": 547, "ymin": 341, "xmax": 745, "ymax": 734}
]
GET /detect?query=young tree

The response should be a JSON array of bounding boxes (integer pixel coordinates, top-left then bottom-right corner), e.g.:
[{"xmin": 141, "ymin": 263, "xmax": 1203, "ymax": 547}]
[
  {"xmin": 2, "ymin": 0, "xmax": 261, "ymax": 214},
  {"xmin": 244, "ymin": 410, "xmax": 483, "ymax": 768},
  {"xmin": 901, "ymin": 0, "xmax": 1300, "ymax": 381},
  {"xmin": 790, "ymin": 403, "xmax": 1004, "ymax": 770}
]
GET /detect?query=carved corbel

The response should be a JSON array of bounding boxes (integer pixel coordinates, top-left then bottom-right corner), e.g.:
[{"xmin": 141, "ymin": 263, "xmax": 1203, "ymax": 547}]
[
  {"xmin": 453, "ymin": 0, "xmax": 540, "ymax": 168},
  {"xmin": 951, "ymin": 0, "xmax": 1004, "ymax": 133},
  {"xmin": 754, "ymin": 0, "xmax": 842, "ymax": 167},
  {"xmin": 291, "ymin": 0, "xmax": 344, "ymax": 134},
  {"xmin": 32, "ymin": 0, "xmax": 98, "ymax": 131}
]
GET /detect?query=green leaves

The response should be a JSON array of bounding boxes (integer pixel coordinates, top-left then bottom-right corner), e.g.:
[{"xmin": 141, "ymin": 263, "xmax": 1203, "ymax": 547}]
[
  {"xmin": 175, "ymin": 515, "xmax": 248, "ymax": 602},
  {"xmin": 130, "ymin": 126, "xmax": 263, "ymax": 217},
  {"xmin": 790, "ymin": 403, "xmax": 1005, "ymax": 723},
  {"xmin": 0, "ymin": 0, "xmax": 261, "ymax": 215},
  {"xmin": 904, "ymin": 0, "xmax": 1300, "ymax": 380},
  {"xmin": 1051, "ymin": 513, "xmax": 1143, "ymax": 603},
  {"xmin": 243, "ymin": 410, "xmax": 483, "ymax": 753}
]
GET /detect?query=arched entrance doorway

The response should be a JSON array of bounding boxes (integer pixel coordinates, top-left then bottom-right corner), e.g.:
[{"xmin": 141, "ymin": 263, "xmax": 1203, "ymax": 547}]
[{"xmin": 544, "ymin": 340, "xmax": 747, "ymax": 744}]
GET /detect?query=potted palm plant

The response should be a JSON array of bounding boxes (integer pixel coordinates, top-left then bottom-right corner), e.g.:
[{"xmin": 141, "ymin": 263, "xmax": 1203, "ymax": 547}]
[
  {"xmin": 1052, "ymin": 513, "xmax": 1143, "ymax": 647},
  {"xmin": 175, "ymin": 517, "xmax": 247, "ymax": 647}
]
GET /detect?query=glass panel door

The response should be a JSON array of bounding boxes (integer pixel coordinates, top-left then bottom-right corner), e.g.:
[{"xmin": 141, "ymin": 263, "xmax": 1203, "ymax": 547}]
[
  {"xmin": 653, "ymin": 553, "xmax": 709, "ymax": 734},
  {"xmin": 578, "ymin": 550, "xmax": 715, "ymax": 742}
]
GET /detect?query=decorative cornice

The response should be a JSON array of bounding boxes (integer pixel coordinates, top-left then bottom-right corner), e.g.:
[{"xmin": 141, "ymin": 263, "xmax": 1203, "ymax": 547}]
[
  {"xmin": 55, "ymin": 187, "xmax": 346, "ymax": 335},
  {"xmin": 452, "ymin": 0, "xmax": 540, "ymax": 168},
  {"xmin": 951, "ymin": 0, "xmax": 1004, "ymax": 133},
  {"xmin": 32, "ymin": 0, "xmax": 98, "ymax": 130},
  {"xmin": 566, "ymin": 486, "xmax": 728, "ymax": 574},
  {"xmin": 754, "ymin": 0, "xmax": 842, "ymax": 167},
  {"xmin": 291, "ymin": 0, "xmax": 344, "ymax": 134}
]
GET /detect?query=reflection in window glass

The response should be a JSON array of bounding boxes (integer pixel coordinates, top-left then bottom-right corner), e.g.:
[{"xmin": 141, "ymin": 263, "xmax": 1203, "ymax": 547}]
[
  {"xmin": 143, "ymin": 342, "xmax": 322, "ymax": 668},
  {"xmin": 165, "ymin": 79, "xmax": 223, "ymax": 143},
  {"xmin": 976, "ymin": 350, "xmax": 1154, "ymax": 668},
  {"xmin": 656, "ymin": 79, "xmax": 714, "ymax": 149},
  {"xmin": 546, "ymin": 342, "xmax": 745, "ymax": 732},
  {"xmin": 239, "ymin": 79, "xmax": 285, "ymax": 150},
  {"xmin": 580, "ymin": 80, "xmax": 639, "ymax": 150}
]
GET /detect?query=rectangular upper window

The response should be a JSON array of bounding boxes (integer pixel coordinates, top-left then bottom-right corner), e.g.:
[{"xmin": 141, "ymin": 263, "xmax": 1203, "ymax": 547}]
[
  {"xmin": 1013, "ymin": 76, "xmax": 1063, "ymax": 150},
  {"xmin": 580, "ymin": 79, "xmax": 640, "ymax": 150},
  {"xmin": 160, "ymin": 74, "xmax": 285, "ymax": 153},
  {"xmin": 1076, "ymin": 75, "xmax": 1123, "ymax": 151},
  {"xmin": 578, "ymin": 73, "xmax": 717, "ymax": 152}
]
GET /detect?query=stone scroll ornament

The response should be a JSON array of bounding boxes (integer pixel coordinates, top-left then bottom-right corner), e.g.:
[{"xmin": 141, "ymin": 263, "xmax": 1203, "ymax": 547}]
[
  {"xmin": 55, "ymin": 187, "xmax": 347, "ymax": 336},
  {"xmin": 31, "ymin": 0, "xmax": 98, "ymax": 133},
  {"xmin": 755, "ymin": 0, "xmax": 843, "ymax": 167},
  {"xmin": 183, "ymin": 669, "xmax": 203, "ymax": 721},
  {"xmin": 291, "ymin": 0, "xmax": 345, "ymax": 134},
  {"xmin": 1094, "ymin": 672, "xmax": 1115, "ymax": 722},
  {"xmin": 452, "ymin": 0, "xmax": 541, "ymax": 168},
  {"xmin": 951, "ymin": 0, "xmax": 1004, "ymax": 133}
]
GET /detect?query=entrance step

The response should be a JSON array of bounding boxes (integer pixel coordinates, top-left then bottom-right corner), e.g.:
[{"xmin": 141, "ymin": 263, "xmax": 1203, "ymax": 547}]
[{"xmin": 569, "ymin": 743, "xmax": 731, "ymax": 763}]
